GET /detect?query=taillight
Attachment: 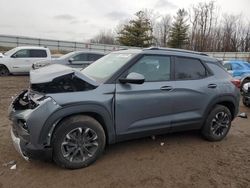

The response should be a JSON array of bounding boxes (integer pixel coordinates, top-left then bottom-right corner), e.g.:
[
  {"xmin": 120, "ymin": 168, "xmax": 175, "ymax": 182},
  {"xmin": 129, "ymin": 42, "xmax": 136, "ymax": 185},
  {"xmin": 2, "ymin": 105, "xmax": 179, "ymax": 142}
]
[{"xmin": 231, "ymin": 79, "xmax": 241, "ymax": 88}]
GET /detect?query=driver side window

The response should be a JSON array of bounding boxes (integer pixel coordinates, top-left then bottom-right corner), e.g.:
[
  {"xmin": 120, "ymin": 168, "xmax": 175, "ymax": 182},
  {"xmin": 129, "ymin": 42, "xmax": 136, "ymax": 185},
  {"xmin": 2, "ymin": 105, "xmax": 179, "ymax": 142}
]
[
  {"xmin": 128, "ymin": 55, "xmax": 171, "ymax": 82},
  {"xmin": 72, "ymin": 54, "xmax": 88, "ymax": 61},
  {"xmin": 12, "ymin": 49, "xmax": 30, "ymax": 58}
]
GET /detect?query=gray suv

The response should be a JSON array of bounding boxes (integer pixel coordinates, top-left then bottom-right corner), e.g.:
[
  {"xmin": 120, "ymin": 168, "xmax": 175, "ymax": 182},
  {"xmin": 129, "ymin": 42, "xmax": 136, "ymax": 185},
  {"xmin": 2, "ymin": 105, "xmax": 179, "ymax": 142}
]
[{"xmin": 9, "ymin": 48, "xmax": 240, "ymax": 169}]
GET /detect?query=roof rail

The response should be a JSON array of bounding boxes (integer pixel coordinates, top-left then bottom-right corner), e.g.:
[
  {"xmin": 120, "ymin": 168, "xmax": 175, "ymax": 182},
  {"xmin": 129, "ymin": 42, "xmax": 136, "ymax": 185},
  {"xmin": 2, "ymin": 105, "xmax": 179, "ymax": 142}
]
[{"xmin": 143, "ymin": 47, "xmax": 208, "ymax": 56}]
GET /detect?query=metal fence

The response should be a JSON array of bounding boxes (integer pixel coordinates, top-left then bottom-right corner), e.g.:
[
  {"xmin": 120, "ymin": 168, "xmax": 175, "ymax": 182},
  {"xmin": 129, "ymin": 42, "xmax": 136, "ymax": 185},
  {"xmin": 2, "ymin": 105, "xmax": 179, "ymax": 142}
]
[
  {"xmin": 206, "ymin": 52, "xmax": 250, "ymax": 61},
  {"xmin": 0, "ymin": 34, "xmax": 139, "ymax": 53},
  {"xmin": 0, "ymin": 34, "xmax": 250, "ymax": 61}
]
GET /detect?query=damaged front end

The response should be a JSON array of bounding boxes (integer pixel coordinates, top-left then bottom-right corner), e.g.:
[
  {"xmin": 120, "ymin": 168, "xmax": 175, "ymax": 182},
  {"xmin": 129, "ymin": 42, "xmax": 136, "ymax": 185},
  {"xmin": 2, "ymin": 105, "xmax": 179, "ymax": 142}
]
[
  {"xmin": 9, "ymin": 64, "xmax": 99, "ymax": 161},
  {"xmin": 9, "ymin": 89, "xmax": 60, "ymax": 160}
]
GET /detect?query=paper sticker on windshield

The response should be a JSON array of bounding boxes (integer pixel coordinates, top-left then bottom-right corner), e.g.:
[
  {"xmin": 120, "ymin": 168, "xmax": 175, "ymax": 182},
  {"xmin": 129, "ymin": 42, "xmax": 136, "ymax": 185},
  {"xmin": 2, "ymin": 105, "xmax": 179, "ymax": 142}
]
[{"xmin": 117, "ymin": 54, "xmax": 132, "ymax": 58}]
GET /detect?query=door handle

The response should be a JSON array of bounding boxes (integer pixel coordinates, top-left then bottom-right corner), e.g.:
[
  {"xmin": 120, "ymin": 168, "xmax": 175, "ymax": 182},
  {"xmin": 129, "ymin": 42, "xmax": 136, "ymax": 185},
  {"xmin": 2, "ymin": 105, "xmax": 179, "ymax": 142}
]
[
  {"xmin": 160, "ymin": 86, "xmax": 173, "ymax": 91},
  {"xmin": 208, "ymin": 84, "xmax": 217, "ymax": 88}
]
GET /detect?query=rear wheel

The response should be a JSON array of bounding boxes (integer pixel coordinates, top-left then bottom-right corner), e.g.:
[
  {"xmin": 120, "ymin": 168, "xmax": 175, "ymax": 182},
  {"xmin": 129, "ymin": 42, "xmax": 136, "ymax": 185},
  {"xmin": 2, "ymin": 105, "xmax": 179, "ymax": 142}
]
[
  {"xmin": 52, "ymin": 115, "xmax": 106, "ymax": 169},
  {"xmin": 0, "ymin": 65, "xmax": 9, "ymax": 76},
  {"xmin": 201, "ymin": 105, "xmax": 232, "ymax": 141}
]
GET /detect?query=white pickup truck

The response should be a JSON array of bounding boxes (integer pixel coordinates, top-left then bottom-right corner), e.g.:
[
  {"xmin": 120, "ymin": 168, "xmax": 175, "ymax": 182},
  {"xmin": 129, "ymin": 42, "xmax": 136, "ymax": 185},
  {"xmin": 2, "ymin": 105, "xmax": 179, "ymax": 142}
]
[{"xmin": 0, "ymin": 46, "xmax": 51, "ymax": 76}]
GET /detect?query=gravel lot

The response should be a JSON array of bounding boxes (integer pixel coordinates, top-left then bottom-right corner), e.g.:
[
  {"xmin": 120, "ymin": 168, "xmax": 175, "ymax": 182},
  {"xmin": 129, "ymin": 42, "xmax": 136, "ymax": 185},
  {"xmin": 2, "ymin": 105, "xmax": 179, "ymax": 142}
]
[{"xmin": 0, "ymin": 76, "xmax": 250, "ymax": 188}]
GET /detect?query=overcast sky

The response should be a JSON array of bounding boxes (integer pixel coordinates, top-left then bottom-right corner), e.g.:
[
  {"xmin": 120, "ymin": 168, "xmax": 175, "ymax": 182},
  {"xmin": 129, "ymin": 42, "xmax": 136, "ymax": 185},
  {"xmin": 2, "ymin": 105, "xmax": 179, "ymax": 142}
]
[{"xmin": 0, "ymin": 0, "xmax": 250, "ymax": 42}]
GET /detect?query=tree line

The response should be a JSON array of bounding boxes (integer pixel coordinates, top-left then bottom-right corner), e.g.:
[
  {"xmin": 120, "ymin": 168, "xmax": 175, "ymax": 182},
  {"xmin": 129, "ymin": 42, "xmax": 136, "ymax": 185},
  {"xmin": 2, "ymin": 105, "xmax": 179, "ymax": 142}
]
[{"xmin": 89, "ymin": 1, "xmax": 250, "ymax": 52}]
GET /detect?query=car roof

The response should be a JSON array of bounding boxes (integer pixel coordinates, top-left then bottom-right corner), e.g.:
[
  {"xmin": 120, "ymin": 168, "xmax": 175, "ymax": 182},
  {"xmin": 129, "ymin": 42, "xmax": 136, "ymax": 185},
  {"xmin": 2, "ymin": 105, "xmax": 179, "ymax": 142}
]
[
  {"xmin": 73, "ymin": 51, "xmax": 105, "ymax": 55},
  {"xmin": 112, "ymin": 47, "xmax": 217, "ymax": 62},
  {"xmin": 15, "ymin": 46, "xmax": 49, "ymax": 50}
]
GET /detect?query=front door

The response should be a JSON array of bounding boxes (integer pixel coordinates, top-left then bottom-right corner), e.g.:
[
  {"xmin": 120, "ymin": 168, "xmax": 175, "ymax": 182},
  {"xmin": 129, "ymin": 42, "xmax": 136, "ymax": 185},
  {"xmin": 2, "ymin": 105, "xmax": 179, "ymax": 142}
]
[{"xmin": 115, "ymin": 55, "xmax": 174, "ymax": 137}]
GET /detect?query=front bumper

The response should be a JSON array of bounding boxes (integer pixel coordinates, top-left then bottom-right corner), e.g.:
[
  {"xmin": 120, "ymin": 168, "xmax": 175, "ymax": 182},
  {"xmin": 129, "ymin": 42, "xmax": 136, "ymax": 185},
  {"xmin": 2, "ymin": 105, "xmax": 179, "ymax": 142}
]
[
  {"xmin": 10, "ymin": 127, "xmax": 53, "ymax": 161},
  {"xmin": 10, "ymin": 128, "xmax": 29, "ymax": 161},
  {"xmin": 8, "ymin": 91, "xmax": 60, "ymax": 161}
]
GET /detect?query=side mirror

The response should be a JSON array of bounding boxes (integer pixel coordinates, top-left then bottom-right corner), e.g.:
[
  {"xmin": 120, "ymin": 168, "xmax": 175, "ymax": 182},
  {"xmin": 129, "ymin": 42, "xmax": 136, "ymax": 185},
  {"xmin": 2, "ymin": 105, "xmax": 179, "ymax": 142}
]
[
  {"xmin": 119, "ymin": 72, "xmax": 145, "ymax": 84},
  {"xmin": 68, "ymin": 58, "xmax": 74, "ymax": 63},
  {"xmin": 11, "ymin": 54, "xmax": 17, "ymax": 58}
]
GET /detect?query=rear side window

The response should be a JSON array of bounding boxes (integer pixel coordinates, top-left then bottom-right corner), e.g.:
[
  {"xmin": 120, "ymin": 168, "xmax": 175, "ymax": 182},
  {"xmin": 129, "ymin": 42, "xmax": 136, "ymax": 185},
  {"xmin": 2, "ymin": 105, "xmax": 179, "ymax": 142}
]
[
  {"xmin": 175, "ymin": 57, "xmax": 206, "ymax": 80},
  {"xmin": 30, "ymin": 50, "xmax": 47, "ymax": 58},
  {"xmin": 88, "ymin": 54, "xmax": 103, "ymax": 61}
]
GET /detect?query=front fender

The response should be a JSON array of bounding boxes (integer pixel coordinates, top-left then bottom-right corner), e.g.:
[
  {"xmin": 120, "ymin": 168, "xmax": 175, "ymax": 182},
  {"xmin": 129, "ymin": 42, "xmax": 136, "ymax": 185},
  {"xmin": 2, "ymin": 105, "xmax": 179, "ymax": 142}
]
[{"xmin": 39, "ymin": 103, "xmax": 115, "ymax": 145}]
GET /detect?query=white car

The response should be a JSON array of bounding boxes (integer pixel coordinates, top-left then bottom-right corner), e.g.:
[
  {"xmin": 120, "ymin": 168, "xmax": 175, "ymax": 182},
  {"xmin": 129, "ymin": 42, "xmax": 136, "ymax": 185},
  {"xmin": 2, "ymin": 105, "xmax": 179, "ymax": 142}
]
[
  {"xmin": 33, "ymin": 51, "xmax": 105, "ymax": 70},
  {"xmin": 0, "ymin": 46, "xmax": 51, "ymax": 76}
]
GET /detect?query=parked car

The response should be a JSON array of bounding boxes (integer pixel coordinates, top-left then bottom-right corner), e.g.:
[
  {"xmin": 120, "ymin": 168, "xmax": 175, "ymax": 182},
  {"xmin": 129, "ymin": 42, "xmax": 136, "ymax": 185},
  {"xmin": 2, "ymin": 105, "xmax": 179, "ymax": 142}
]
[
  {"xmin": 242, "ymin": 83, "xmax": 250, "ymax": 107},
  {"xmin": 33, "ymin": 51, "xmax": 105, "ymax": 70},
  {"xmin": 0, "ymin": 46, "xmax": 51, "ymax": 75},
  {"xmin": 9, "ymin": 48, "xmax": 240, "ymax": 169},
  {"xmin": 222, "ymin": 60, "xmax": 250, "ymax": 88},
  {"xmin": 0, "ymin": 52, "xmax": 3, "ymax": 58}
]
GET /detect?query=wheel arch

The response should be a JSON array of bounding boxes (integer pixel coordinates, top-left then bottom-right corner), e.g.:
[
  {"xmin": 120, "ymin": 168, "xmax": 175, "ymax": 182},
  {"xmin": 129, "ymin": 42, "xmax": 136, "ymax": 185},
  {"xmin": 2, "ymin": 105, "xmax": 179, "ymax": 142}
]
[
  {"xmin": 0, "ymin": 64, "xmax": 10, "ymax": 73},
  {"xmin": 39, "ymin": 104, "xmax": 116, "ymax": 146},
  {"xmin": 204, "ymin": 95, "xmax": 238, "ymax": 120},
  {"xmin": 241, "ymin": 75, "xmax": 250, "ymax": 84}
]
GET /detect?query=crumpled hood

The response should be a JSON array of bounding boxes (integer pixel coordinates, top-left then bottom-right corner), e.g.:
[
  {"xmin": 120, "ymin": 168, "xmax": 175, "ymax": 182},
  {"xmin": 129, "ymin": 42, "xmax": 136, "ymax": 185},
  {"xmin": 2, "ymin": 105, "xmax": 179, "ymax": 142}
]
[{"xmin": 30, "ymin": 64, "xmax": 98, "ymax": 86}]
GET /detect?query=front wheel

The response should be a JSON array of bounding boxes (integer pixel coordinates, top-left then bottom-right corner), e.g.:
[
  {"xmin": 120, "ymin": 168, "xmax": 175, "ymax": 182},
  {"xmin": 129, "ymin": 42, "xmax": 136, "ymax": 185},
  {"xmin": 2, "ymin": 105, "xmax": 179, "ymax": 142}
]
[
  {"xmin": 52, "ymin": 115, "xmax": 106, "ymax": 169},
  {"xmin": 0, "ymin": 65, "xmax": 10, "ymax": 76},
  {"xmin": 201, "ymin": 105, "xmax": 232, "ymax": 141}
]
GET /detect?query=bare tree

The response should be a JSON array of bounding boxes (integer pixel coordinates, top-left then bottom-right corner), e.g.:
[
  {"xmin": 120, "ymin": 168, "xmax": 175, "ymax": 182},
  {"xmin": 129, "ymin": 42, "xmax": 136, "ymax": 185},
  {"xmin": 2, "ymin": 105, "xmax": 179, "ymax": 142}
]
[
  {"xmin": 188, "ymin": 1, "xmax": 217, "ymax": 51},
  {"xmin": 90, "ymin": 30, "xmax": 116, "ymax": 45},
  {"xmin": 154, "ymin": 15, "xmax": 172, "ymax": 47}
]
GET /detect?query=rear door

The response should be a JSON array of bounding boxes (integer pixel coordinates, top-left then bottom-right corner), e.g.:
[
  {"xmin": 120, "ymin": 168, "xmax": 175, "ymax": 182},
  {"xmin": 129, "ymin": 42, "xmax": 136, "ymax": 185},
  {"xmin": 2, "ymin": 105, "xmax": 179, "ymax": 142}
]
[
  {"xmin": 115, "ymin": 55, "xmax": 175, "ymax": 137},
  {"xmin": 171, "ymin": 56, "xmax": 218, "ymax": 130}
]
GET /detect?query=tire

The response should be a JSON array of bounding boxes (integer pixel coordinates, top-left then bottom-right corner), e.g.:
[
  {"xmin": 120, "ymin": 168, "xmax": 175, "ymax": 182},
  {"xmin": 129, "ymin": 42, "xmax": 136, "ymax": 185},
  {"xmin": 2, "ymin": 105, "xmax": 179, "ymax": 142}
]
[
  {"xmin": 201, "ymin": 105, "xmax": 232, "ymax": 141},
  {"xmin": 0, "ymin": 65, "xmax": 10, "ymax": 76},
  {"xmin": 241, "ymin": 78, "xmax": 250, "ymax": 91},
  {"xmin": 52, "ymin": 115, "xmax": 106, "ymax": 169},
  {"xmin": 243, "ymin": 96, "xmax": 250, "ymax": 107}
]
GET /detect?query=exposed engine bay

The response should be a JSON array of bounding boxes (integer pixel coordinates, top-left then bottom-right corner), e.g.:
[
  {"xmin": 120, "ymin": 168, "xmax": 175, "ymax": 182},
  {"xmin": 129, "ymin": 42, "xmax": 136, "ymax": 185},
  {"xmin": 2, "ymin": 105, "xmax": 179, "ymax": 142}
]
[
  {"xmin": 31, "ymin": 73, "xmax": 96, "ymax": 93},
  {"xmin": 12, "ymin": 90, "xmax": 38, "ymax": 110}
]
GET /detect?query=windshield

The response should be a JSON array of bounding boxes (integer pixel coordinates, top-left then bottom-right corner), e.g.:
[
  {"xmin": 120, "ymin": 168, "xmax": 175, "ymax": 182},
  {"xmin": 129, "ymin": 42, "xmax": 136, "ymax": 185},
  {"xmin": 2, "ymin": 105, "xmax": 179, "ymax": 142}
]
[{"xmin": 81, "ymin": 52, "xmax": 136, "ymax": 83}]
